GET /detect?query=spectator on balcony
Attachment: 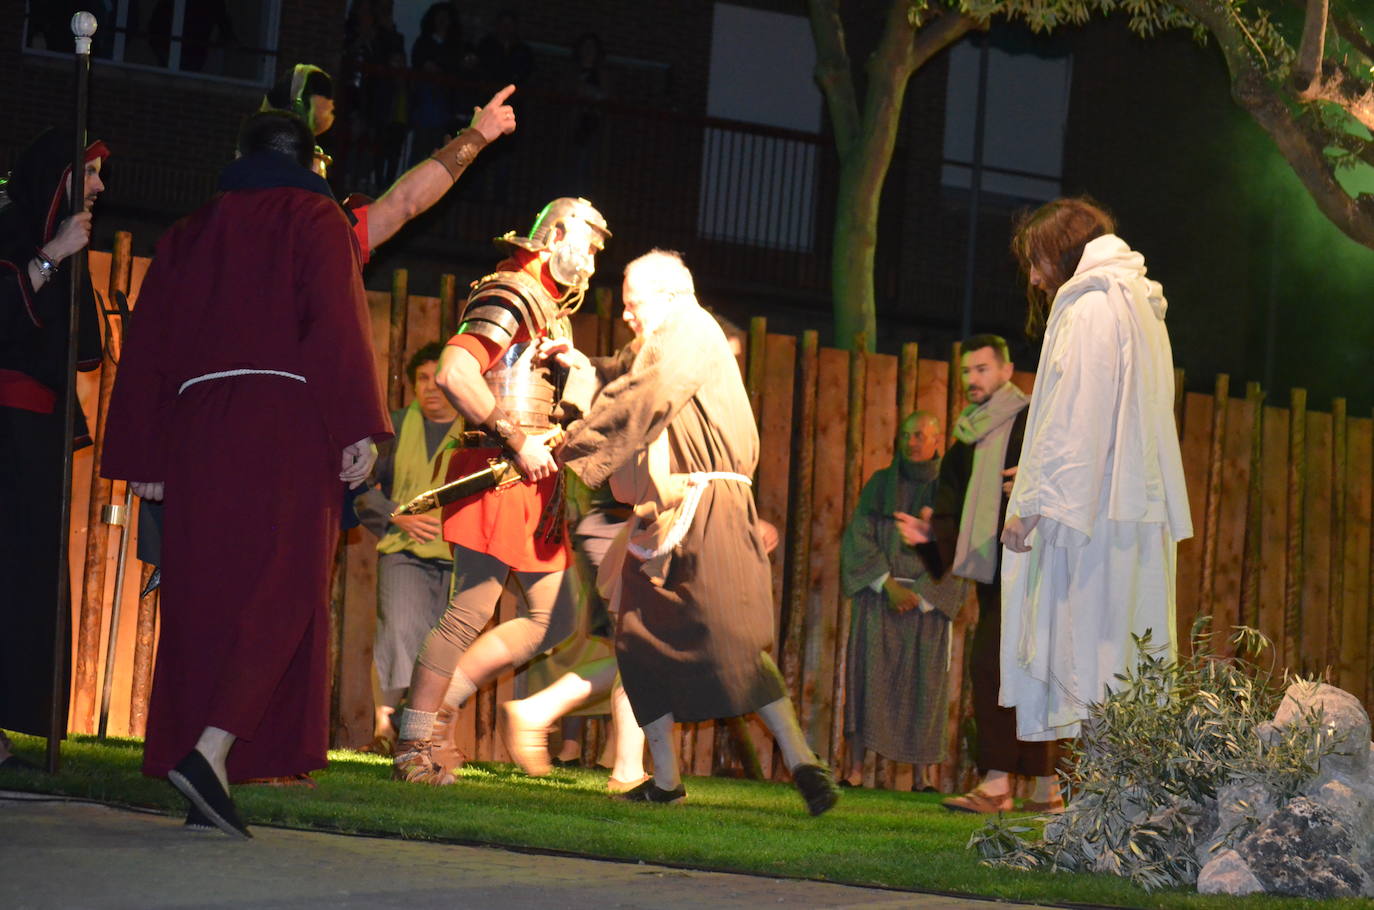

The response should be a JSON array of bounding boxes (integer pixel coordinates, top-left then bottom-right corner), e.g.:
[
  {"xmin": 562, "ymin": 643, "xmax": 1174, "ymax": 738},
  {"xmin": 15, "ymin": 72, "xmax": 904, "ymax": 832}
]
[
  {"xmin": 477, "ymin": 10, "xmax": 534, "ymax": 89},
  {"xmin": 839, "ymin": 411, "xmax": 958, "ymax": 789},
  {"xmin": 149, "ymin": 0, "xmax": 238, "ymax": 73},
  {"xmin": 563, "ymin": 32, "xmax": 611, "ymax": 199},
  {"xmin": 411, "ymin": 3, "xmax": 464, "ymax": 164},
  {"xmin": 367, "ymin": 0, "xmax": 410, "ymax": 189}
]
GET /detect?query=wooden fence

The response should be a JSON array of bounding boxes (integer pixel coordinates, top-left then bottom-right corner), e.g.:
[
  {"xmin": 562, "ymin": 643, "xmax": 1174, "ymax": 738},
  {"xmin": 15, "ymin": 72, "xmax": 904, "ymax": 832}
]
[{"xmin": 66, "ymin": 245, "xmax": 1373, "ymax": 791}]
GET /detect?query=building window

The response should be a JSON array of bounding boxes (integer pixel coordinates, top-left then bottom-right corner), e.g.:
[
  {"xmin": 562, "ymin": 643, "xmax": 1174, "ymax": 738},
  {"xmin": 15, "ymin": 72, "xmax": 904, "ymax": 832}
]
[
  {"xmin": 23, "ymin": 1, "xmax": 280, "ymax": 86},
  {"xmin": 942, "ymin": 32, "xmax": 1072, "ymax": 203}
]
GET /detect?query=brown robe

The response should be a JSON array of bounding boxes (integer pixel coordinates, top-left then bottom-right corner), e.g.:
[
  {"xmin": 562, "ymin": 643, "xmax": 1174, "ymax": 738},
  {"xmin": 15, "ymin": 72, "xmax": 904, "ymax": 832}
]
[
  {"xmin": 560, "ymin": 303, "xmax": 785, "ymax": 725},
  {"xmin": 101, "ymin": 173, "xmax": 390, "ymax": 781},
  {"xmin": 839, "ymin": 455, "xmax": 949, "ymax": 764}
]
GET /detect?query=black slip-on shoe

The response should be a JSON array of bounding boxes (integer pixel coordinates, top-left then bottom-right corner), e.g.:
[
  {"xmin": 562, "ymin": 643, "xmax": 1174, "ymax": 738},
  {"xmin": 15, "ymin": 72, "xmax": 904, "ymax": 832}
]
[
  {"xmin": 611, "ymin": 778, "xmax": 686, "ymax": 805},
  {"xmin": 185, "ymin": 802, "xmax": 216, "ymax": 831},
  {"xmin": 168, "ymin": 750, "xmax": 252, "ymax": 839},
  {"xmin": 792, "ymin": 763, "xmax": 840, "ymax": 817}
]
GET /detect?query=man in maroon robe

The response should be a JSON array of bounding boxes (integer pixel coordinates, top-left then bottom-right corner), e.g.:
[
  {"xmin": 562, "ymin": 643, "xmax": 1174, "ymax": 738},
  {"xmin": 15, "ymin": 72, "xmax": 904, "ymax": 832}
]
[{"xmin": 101, "ymin": 111, "xmax": 391, "ymax": 838}]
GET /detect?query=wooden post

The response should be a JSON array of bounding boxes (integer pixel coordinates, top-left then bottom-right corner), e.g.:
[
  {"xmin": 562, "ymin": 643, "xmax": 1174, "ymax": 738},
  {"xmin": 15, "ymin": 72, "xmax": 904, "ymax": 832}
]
[
  {"xmin": 946, "ymin": 342, "xmax": 963, "ymax": 446},
  {"xmin": 1330, "ymin": 397, "xmax": 1348, "ymax": 673},
  {"xmin": 438, "ymin": 273, "xmax": 457, "ymax": 341},
  {"xmin": 1369, "ymin": 404, "xmax": 1374, "ymax": 700},
  {"xmin": 127, "ymin": 562, "xmax": 157, "ymax": 737},
  {"xmin": 746, "ymin": 317, "xmax": 767, "ymax": 429},
  {"xmin": 1174, "ymin": 367, "xmax": 1186, "ymax": 432},
  {"xmin": 388, "ymin": 269, "xmax": 409, "ymax": 411},
  {"xmin": 1198, "ymin": 374, "xmax": 1229, "ymax": 638},
  {"xmin": 1285, "ymin": 387, "xmax": 1307, "ymax": 669},
  {"xmin": 1239, "ymin": 382, "xmax": 1265, "ymax": 634},
  {"xmin": 830, "ymin": 334, "xmax": 867, "ymax": 761},
  {"xmin": 594, "ymin": 286, "xmax": 614, "ymax": 358},
  {"xmin": 898, "ymin": 342, "xmax": 919, "ymax": 419},
  {"xmin": 71, "ymin": 231, "xmax": 134, "ymax": 732},
  {"xmin": 781, "ymin": 332, "xmax": 818, "ymax": 701}
]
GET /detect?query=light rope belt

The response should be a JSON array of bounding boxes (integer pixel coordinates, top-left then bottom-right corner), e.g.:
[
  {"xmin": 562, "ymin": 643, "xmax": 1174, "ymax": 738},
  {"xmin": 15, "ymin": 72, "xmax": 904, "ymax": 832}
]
[
  {"xmin": 627, "ymin": 471, "xmax": 752, "ymax": 560},
  {"xmin": 179, "ymin": 369, "xmax": 307, "ymax": 395}
]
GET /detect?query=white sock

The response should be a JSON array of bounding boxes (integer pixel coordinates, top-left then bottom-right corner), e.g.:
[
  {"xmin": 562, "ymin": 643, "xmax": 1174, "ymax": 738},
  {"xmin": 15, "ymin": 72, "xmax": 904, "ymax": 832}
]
[
  {"xmin": 755, "ymin": 697, "xmax": 815, "ymax": 771},
  {"xmin": 442, "ymin": 669, "xmax": 478, "ymax": 710},
  {"xmin": 610, "ymin": 684, "xmax": 646, "ymax": 782},
  {"xmin": 398, "ymin": 708, "xmax": 436, "ymax": 742},
  {"xmin": 642, "ymin": 713, "xmax": 679, "ymax": 790},
  {"xmin": 979, "ymin": 770, "xmax": 1011, "ymax": 796}
]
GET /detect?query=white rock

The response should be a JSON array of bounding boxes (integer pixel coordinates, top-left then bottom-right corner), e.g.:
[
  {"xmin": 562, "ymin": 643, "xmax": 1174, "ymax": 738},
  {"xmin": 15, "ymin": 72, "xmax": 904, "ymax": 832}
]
[
  {"xmin": 1272, "ymin": 682, "xmax": 1370, "ymax": 778},
  {"xmin": 1197, "ymin": 849, "xmax": 1264, "ymax": 896}
]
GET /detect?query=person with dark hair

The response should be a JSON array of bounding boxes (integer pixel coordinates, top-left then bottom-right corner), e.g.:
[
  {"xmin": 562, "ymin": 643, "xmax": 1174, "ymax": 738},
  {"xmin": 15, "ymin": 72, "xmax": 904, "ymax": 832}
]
[
  {"xmin": 0, "ymin": 128, "xmax": 109, "ymax": 769},
  {"xmin": 896, "ymin": 334, "xmax": 1062, "ymax": 813},
  {"xmin": 391, "ymin": 198, "xmax": 610, "ymax": 786},
  {"xmin": 997, "ymin": 197, "xmax": 1191, "ymax": 744},
  {"xmin": 542, "ymin": 250, "xmax": 838, "ymax": 816},
  {"xmin": 237, "ymin": 109, "xmax": 316, "ymax": 167},
  {"xmin": 353, "ymin": 341, "xmax": 460, "ymax": 751},
  {"xmin": 839, "ymin": 410, "xmax": 954, "ymax": 790},
  {"xmin": 100, "ymin": 109, "xmax": 391, "ymax": 837}
]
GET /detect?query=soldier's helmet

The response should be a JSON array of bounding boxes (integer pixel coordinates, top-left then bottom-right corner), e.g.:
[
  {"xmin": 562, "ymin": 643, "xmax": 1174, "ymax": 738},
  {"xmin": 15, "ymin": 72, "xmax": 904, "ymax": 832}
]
[{"xmin": 495, "ymin": 197, "xmax": 611, "ymax": 290}]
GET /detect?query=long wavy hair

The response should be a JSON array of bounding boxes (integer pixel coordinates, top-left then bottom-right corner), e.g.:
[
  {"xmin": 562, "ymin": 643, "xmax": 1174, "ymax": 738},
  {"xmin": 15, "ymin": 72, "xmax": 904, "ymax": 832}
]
[{"xmin": 1011, "ymin": 196, "xmax": 1115, "ymax": 339}]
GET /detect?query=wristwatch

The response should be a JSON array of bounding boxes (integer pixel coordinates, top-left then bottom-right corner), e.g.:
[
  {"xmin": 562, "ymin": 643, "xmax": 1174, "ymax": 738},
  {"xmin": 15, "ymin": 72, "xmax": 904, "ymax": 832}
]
[{"xmin": 33, "ymin": 248, "xmax": 57, "ymax": 281}]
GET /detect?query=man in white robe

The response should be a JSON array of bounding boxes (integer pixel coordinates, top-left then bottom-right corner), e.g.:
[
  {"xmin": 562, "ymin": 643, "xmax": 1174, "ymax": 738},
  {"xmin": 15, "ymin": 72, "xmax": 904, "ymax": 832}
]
[{"xmin": 1000, "ymin": 233, "xmax": 1192, "ymax": 742}]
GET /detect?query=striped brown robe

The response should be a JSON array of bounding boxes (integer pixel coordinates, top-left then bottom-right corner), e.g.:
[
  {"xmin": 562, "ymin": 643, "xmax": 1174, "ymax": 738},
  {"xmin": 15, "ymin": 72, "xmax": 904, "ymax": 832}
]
[{"xmin": 559, "ymin": 303, "xmax": 785, "ymax": 725}]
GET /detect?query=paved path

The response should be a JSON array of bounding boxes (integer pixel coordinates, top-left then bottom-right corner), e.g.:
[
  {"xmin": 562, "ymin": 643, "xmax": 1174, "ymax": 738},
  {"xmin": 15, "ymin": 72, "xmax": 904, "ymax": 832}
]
[{"xmin": 1, "ymin": 791, "xmax": 1054, "ymax": 910}]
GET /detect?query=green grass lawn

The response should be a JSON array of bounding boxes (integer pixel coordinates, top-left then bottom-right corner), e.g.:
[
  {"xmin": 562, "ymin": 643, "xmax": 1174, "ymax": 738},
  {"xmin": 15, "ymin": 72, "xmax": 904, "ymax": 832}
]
[{"xmin": 3, "ymin": 734, "xmax": 1369, "ymax": 909}]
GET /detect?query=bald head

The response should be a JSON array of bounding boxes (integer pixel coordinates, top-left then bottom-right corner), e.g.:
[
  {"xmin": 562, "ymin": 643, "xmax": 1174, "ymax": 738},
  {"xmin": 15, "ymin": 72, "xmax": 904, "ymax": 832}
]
[
  {"xmin": 621, "ymin": 249, "xmax": 697, "ymax": 338},
  {"xmin": 899, "ymin": 411, "xmax": 941, "ymax": 463}
]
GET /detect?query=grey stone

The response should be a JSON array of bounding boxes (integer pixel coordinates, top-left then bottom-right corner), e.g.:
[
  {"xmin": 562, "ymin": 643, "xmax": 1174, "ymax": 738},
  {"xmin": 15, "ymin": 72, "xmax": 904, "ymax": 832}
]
[
  {"xmin": 1196, "ymin": 849, "xmax": 1264, "ymax": 896},
  {"xmin": 1197, "ymin": 782, "xmax": 1272, "ymax": 868},
  {"xmin": 1272, "ymin": 682, "xmax": 1371, "ymax": 779},
  {"xmin": 1238, "ymin": 796, "xmax": 1369, "ymax": 898}
]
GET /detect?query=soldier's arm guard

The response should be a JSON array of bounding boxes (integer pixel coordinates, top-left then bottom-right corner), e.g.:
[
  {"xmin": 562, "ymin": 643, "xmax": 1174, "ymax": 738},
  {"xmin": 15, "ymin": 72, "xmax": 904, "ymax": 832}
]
[{"xmin": 430, "ymin": 128, "xmax": 487, "ymax": 182}]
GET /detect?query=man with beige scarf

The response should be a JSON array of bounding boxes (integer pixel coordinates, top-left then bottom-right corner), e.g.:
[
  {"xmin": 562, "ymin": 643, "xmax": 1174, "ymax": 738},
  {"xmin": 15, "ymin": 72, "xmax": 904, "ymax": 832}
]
[{"xmin": 897, "ymin": 334, "xmax": 1062, "ymax": 814}]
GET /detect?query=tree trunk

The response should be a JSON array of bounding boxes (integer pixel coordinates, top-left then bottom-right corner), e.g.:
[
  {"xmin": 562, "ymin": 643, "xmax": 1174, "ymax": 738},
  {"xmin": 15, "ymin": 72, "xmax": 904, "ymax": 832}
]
[{"xmin": 831, "ymin": 156, "xmax": 880, "ymax": 350}]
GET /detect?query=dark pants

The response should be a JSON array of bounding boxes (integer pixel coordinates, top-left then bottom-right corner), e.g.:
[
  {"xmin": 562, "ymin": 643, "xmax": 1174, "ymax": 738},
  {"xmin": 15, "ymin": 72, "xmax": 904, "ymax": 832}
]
[
  {"xmin": 0, "ymin": 405, "xmax": 71, "ymax": 739},
  {"xmin": 971, "ymin": 578, "xmax": 1059, "ymax": 777}
]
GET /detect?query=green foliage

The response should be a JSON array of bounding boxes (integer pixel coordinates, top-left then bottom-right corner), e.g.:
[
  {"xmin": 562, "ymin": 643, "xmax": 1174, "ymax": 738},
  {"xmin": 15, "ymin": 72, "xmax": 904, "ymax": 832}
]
[{"xmin": 970, "ymin": 623, "xmax": 1335, "ymax": 892}]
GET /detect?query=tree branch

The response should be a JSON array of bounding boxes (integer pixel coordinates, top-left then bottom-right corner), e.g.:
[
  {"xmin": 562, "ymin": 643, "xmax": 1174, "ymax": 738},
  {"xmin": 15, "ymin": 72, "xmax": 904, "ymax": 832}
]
[
  {"xmin": 1293, "ymin": 0, "xmax": 1329, "ymax": 95},
  {"xmin": 1331, "ymin": 8, "xmax": 1374, "ymax": 61},
  {"xmin": 1172, "ymin": 0, "xmax": 1374, "ymax": 247},
  {"xmin": 809, "ymin": 0, "xmax": 861, "ymax": 158}
]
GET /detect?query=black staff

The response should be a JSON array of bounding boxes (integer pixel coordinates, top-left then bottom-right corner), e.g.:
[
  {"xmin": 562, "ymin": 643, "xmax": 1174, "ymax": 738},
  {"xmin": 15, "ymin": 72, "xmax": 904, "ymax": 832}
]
[{"xmin": 48, "ymin": 10, "xmax": 98, "ymax": 774}]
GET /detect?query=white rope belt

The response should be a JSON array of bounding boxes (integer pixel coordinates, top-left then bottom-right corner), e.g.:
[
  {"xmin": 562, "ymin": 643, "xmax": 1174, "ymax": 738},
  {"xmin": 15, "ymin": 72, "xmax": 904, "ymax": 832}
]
[
  {"xmin": 627, "ymin": 471, "xmax": 752, "ymax": 561},
  {"xmin": 179, "ymin": 369, "xmax": 307, "ymax": 395}
]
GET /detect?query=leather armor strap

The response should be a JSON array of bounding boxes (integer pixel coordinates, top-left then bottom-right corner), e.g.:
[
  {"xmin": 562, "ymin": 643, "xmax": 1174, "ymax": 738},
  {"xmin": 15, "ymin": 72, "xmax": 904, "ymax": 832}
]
[
  {"xmin": 478, "ymin": 403, "xmax": 527, "ymax": 453},
  {"xmin": 430, "ymin": 128, "xmax": 487, "ymax": 182}
]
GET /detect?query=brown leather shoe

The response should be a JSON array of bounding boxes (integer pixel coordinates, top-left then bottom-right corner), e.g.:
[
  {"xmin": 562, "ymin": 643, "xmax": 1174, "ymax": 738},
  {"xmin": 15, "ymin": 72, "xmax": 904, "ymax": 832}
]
[
  {"xmin": 430, "ymin": 705, "xmax": 468, "ymax": 778},
  {"xmin": 1020, "ymin": 795, "xmax": 1066, "ymax": 814},
  {"xmin": 392, "ymin": 739, "xmax": 455, "ymax": 786},
  {"xmin": 941, "ymin": 789, "xmax": 1012, "ymax": 814}
]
